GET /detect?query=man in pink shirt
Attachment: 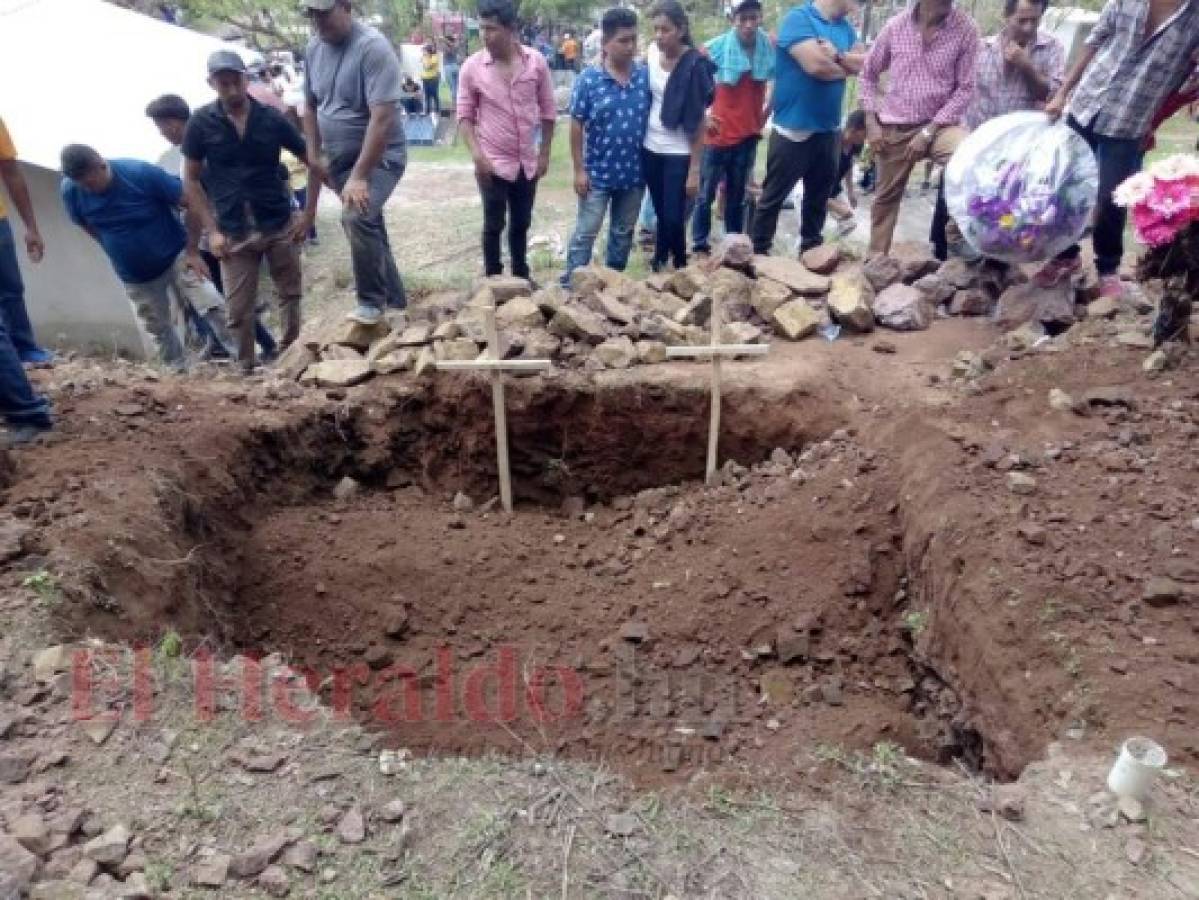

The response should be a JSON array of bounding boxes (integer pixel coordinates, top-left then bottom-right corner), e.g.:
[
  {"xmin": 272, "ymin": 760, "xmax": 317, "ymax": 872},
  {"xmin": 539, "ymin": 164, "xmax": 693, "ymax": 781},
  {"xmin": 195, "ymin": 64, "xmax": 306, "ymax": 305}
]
[
  {"xmin": 859, "ymin": 0, "xmax": 978, "ymax": 256},
  {"xmin": 457, "ymin": 0, "xmax": 556, "ymax": 280}
]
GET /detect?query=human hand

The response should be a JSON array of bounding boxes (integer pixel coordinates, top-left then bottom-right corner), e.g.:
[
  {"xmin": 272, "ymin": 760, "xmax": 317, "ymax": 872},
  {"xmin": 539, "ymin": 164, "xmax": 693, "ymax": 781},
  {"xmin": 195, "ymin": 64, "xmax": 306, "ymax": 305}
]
[
  {"xmin": 24, "ymin": 231, "xmax": 44, "ymax": 263},
  {"xmin": 307, "ymin": 156, "xmax": 331, "ymax": 189},
  {"xmin": 340, "ymin": 177, "xmax": 370, "ymax": 214},
  {"xmin": 706, "ymin": 113, "xmax": 722, "ymax": 136},
  {"xmin": 1002, "ymin": 41, "xmax": 1030, "ymax": 71},
  {"xmin": 573, "ymin": 170, "xmax": 590, "ymax": 199},
  {"xmin": 906, "ymin": 131, "xmax": 932, "ymax": 162},
  {"xmin": 866, "ymin": 120, "xmax": 884, "ymax": 152},
  {"xmin": 473, "ymin": 153, "xmax": 494, "ymax": 182},
  {"xmin": 536, "ymin": 154, "xmax": 551, "ymax": 180},
  {"xmin": 685, "ymin": 169, "xmax": 700, "ymax": 199},
  {"xmin": 183, "ymin": 252, "xmax": 211, "ymax": 281},
  {"xmin": 208, "ymin": 231, "xmax": 229, "ymax": 259},
  {"xmin": 289, "ymin": 213, "xmax": 316, "ymax": 244},
  {"xmin": 1044, "ymin": 93, "xmax": 1067, "ymax": 123}
]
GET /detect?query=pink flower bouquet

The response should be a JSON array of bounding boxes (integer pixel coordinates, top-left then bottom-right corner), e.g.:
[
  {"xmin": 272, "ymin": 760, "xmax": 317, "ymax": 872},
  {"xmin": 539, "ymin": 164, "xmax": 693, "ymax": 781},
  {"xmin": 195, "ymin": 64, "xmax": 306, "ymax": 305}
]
[{"xmin": 1113, "ymin": 154, "xmax": 1199, "ymax": 247}]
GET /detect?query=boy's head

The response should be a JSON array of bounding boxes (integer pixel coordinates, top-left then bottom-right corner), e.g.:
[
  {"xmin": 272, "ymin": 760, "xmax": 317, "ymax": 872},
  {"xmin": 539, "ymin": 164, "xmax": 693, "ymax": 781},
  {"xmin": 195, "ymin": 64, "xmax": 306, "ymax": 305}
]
[
  {"xmin": 844, "ymin": 110, "xmax": 867, "ymax": 145},
  {"xmin": 601, "ymin": 7, "xmax": 638, "ymax": 65},
  {"xmin": 145, "ymin": 94, "xmax": 191, "ymax": 147}
]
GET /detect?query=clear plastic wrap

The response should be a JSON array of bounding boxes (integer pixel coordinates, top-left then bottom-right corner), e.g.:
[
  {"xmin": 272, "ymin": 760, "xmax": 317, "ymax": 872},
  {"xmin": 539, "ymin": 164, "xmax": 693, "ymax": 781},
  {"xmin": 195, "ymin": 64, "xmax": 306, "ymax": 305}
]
[{"xmin": 944, "ymin": 111, "xmax": 1098, "ymax": 263}]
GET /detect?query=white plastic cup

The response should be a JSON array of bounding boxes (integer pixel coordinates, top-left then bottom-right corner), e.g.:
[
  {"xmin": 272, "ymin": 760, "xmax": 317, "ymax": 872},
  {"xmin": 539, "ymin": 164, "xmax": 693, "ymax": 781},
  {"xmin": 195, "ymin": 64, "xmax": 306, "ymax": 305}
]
[{"xmin": 1106, "ymin": 737, "xmax": 1167, "ymax": 800}]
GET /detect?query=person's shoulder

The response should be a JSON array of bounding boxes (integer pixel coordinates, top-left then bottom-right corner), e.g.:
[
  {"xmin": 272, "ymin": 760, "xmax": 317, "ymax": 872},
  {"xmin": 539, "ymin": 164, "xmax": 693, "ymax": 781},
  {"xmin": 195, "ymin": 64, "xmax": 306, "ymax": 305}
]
[
  {"xmin": 949, "ymin": 6, "xmax": 979, "ymax": 34},
  {"xmin": 1035, "ymin": 29, "xmax": 1065, "ymax": 52}
]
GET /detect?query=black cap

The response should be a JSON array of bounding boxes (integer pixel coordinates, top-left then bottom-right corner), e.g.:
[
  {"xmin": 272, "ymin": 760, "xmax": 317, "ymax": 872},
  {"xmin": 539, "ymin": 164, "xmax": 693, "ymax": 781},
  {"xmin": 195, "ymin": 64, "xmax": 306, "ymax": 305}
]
[
  {"xmin": 207, "ymin": 50, "xmax": 248, "ymax": 76},
  {"xmin": 731, "ymin": 0, "xmax": 762, "ymax": 14}
]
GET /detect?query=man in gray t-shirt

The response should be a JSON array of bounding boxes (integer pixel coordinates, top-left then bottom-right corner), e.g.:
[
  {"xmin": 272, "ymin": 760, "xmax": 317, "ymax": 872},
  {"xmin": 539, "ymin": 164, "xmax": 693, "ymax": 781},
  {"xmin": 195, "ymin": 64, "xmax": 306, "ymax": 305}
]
[{"xmin": 301, "ymin": 0, "xmax": 408, "ymax": 323}]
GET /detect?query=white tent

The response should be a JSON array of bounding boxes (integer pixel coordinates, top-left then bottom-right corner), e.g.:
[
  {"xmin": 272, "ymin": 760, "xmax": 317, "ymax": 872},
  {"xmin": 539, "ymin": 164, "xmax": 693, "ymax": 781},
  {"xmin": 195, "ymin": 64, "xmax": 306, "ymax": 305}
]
[
  {"xmin": 1041, "ymin": 7, "xmax": 1101, "ymax": 69},
  {"xmin": 0, "ymin": 0, "xmax": 264, "ymax": 358}
]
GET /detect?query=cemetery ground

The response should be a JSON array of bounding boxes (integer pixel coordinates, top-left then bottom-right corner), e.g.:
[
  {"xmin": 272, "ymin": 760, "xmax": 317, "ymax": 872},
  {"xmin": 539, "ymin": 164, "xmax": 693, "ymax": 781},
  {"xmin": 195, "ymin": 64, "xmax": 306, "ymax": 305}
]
[{"xmin": 2, "ymin": 122, "xmax": 1199, "ymax": 897}]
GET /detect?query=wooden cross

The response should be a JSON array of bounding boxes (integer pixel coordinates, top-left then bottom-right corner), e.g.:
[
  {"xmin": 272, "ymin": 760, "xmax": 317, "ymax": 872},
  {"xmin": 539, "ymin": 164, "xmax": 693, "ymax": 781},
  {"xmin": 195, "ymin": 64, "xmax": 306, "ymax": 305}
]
[
  {"xmin": 436, "ymin": 300, "xmax": 552, "ymax": 513},
  {"xmin": 665, "ymin": 295, "xmax": 769, "ymax": 486}
]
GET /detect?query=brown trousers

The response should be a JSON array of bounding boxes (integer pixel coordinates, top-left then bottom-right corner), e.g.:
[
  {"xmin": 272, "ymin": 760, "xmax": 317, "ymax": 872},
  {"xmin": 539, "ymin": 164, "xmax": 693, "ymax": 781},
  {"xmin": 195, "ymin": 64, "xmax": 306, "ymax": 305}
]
[
  {"xmin": 869, "ymin": 124, "xmax": 966, "ymax": 255},
  {"xmin": 219, "ymin": 228, "xmax": 302, "ymax": 369}
]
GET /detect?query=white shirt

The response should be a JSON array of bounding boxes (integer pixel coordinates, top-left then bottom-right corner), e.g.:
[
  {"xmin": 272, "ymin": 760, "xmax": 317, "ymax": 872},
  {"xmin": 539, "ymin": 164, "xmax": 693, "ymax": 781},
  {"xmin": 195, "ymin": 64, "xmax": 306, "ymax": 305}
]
[{"xmin": 643, "ymin": 44, "xmax": 691, "ymax": 156}]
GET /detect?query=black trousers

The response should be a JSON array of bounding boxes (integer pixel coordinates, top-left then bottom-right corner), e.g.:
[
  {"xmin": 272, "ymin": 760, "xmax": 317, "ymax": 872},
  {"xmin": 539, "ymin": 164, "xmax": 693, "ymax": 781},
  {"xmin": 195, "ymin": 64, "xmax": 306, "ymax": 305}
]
[
  {"xmin": 750, "ymin": 129, "xmax": 839, "ymax": 255},
  {"xmin": 479, "ymin": 170, "xmax": 537, "ymax": 279},
  {"xmin": 642, "ymin": 149, "xmax": 692, "ymax": 270}
]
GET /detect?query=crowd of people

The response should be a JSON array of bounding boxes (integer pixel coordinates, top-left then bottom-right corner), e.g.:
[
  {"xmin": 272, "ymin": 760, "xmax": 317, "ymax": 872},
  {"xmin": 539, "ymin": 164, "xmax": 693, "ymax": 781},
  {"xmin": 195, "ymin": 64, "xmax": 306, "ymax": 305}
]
[{"xmin": 0, "ymin": 0, "xmax": 1196, "ymax": 447}]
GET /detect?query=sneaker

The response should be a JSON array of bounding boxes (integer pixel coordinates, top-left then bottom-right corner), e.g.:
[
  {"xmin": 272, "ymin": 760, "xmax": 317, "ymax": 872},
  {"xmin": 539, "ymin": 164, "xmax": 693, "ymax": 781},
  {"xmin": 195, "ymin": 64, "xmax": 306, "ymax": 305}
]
[
  {"xmin": 346, "ymin": 304, "xmax": 383, "ymax": 325},
  {"xmin": 2, "ymin": 423, "xmax": 51, "ymax": 447},
  {"xmin": 1098, "ymin": 274, "xmax": 1126, "ymax": 300},
  {"xmin": 1032, "ymin": 257, "xmax": 1082, "ymax": 288},
  {"xmin": 19, "ymin": 348, "xmax": 54, "ymax": 366}
]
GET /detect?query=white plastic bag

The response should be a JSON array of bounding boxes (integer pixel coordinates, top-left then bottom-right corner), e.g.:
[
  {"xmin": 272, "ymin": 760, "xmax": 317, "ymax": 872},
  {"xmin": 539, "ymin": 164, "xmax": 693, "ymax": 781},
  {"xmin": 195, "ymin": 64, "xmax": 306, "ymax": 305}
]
[{"xmin": 945, "ymin": 111, "xmax": 1098, "ymax": 264}]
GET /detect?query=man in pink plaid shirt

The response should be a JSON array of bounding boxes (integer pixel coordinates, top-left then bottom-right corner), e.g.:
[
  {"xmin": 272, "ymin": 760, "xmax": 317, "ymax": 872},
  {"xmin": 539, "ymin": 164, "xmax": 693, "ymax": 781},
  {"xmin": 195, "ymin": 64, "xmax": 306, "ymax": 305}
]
[{"xmin": 859, "ymin": 0, "xmax": 979, "ymax": 256}]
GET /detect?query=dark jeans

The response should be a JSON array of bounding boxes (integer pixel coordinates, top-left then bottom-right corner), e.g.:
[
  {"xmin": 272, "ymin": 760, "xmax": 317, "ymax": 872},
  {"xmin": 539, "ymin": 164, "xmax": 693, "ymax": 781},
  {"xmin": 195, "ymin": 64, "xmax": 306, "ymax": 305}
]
[
  {"xmin": 423, "ymin": 78, "xmax": 440, "ymax": 115},
  {"xmin": 1057, "ymin": 115, "xmax": 1143, "ymax": 276},
  {"xmin": 331, "ymin": 155, "xmax": 408, "ymax": 310},
  {"xmin": 479, "ymin": 169, "xmax": 538, "ymax": 279},
  {"xmin": 0, "ymin": 312, "xmax": 50, "ymax": 428},
  {"xmin": 200, "ymin": 249, "xmax": 277, "ymax": 356},
  {"xmin": 643, "ymin": 149, "xmax": 691, "ymax": 270},
  {"xmin": 691, "ymin": 137, "xmax": 758, "ymax": 252},
  {"xmin": 750, "ymin": 129, "xmax": 839, "ymax": 255},
  {"xmin": 930, "ymin": 181, "xmax": 949, "ymax": 262},
  {"xmin": 0, "ymin": 218, "xmax": 46, "ymax": 360}
]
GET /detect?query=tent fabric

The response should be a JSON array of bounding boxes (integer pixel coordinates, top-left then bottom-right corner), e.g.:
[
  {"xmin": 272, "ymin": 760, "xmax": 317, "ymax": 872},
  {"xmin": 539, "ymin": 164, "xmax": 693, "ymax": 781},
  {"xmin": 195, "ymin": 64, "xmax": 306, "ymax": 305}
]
[{"xmin": 0, "ymin": 0, "xmax": 263, "ymax": 170}]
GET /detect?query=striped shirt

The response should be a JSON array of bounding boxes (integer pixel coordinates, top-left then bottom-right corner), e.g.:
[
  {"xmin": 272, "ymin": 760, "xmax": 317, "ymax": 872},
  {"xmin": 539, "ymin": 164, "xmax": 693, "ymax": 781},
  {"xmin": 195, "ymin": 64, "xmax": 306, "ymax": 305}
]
[
  {"xmin": 860, "ymin": 5, "xmax": 979, "ymax": 127},
  {"xmin": 966, "ymin": 31, "xmax": 1066, "ymax": 130},
  {"xmin": 1068, "ymin": 0, "xmax": 1199, "ymax": 139}
]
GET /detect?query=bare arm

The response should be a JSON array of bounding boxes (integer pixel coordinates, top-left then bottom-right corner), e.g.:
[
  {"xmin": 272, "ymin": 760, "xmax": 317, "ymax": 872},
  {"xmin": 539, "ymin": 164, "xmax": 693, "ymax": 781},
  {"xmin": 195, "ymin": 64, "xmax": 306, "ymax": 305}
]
[
  {"xmin": 1045, "ymin": 44, "xmax": 1098, "ymax": 119},
  {"xmin": 301, "ymin": 103, "xmax": 327, "ymax": 185},
  {"xmin": 685, "ymin": 125, "xmax": 704, "ymax": 197},
  {"xmin": 182, "ymin": 157, "xmax": 225, "ymax": 257},
  {"xmin": 536, "ymin": 118, "xmax": 555, "ymax": 180},
  {"xmin": 790, "ymin": 40, "xmax": 848, "ymax": 81},
  {"xmin": 570, "ymin": 118, "xmax": 588, "ymax": 197},
  {"xmin": 0, "ymin": 159, "xmax": 43, "ymax": 261}
]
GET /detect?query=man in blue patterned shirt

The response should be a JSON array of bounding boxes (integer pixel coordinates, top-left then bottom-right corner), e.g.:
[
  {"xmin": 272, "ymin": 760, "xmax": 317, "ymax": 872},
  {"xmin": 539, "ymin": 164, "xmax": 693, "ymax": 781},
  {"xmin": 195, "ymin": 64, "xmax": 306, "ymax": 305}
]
[
  {"xmin": 1040, "ymin": 0, "xmax": 1199, "ymax": 299},
  {"xmin": 561, "ymin": 7, "xmax": 651, "ymax": 286}
]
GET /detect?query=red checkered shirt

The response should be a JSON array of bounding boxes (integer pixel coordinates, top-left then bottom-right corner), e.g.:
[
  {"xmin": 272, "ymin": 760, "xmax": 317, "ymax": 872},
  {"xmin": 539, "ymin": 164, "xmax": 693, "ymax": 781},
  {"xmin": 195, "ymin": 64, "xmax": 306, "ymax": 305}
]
[
  {"xmin": 860, "ymin": 5, "xmax": 980, "ymax": 127},
  {"xmin": 965, "ymin": 31, "xmax": 1066, "ymax": 130}
]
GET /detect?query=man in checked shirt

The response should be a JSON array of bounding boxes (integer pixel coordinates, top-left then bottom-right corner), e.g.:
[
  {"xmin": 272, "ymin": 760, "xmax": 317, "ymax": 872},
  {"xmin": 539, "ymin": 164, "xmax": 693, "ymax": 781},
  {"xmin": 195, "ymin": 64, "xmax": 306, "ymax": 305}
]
[
  {"xmin": 1039, "ymin": 0, "xmax": 1199, "ymax": 299},
  {"xmin": 859, "ymin": 0, "xmax": 979, "ymax": 257}
]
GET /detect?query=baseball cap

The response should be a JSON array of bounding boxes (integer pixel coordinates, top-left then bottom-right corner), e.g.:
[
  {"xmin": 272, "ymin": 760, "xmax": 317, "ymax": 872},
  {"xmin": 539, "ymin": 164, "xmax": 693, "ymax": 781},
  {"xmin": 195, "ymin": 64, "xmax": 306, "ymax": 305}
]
[
  {"xmin": 731, "ymin": 0, "xmax": 762, "ymax": 14},
  {"xmin": 303, "ymin": 0, "xmax": 338, "ymax": 10},
  {"xmin": 207, "ymin": 50, "xmax": 248, "ymax": 75}
]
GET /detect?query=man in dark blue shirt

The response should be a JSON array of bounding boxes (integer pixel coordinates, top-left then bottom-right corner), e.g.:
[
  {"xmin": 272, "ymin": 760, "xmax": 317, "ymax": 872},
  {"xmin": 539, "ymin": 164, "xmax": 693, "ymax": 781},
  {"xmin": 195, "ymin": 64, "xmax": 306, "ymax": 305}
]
[
  {"xmin": 60, "ymin": 144, "xmax": 224, "ymax": 369},
  {"xmin": 182, "ymin": 50, "xmax": 317, "ymax": 372},
  {"xmin": 561, "ymin": 7, "xmax": 650, "ymax": 287}
]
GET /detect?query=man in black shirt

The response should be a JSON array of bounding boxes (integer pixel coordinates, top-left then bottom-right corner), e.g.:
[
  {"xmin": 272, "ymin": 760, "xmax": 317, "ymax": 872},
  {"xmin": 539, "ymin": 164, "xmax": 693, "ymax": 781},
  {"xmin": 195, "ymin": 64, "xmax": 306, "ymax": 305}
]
[{"xmin": 182, "ymin": 50, "xmax": 319, "ymax": 372}]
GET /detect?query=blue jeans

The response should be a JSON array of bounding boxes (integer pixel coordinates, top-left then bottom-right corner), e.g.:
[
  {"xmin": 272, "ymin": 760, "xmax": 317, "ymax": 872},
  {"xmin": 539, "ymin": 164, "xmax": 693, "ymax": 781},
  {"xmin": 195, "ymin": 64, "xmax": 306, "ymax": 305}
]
[
  {"xmin": 445, "ymin": 64, "xmax": 460, "ymax": 107},
  {"xmin": 0, "ymin": 218, "xmax": 46, "ymax": 360},
  {"xmin": 691, "ymin": 137, "xmax": 758, "ymax": 252},
  {"xmin": 330, "ymin": 156, "xmax": 407, "ymax": 310},
  {"xmin": 0, "ymin": 313, "xmax": 50, "ymax": 428},
  {"xmin": 1057, "ymin": 115, "xmax": 1143, "ymax": 276},
  {"xmin": 642, "ymin": 149, "xmax": 692, "ymax": 270},
  {"xmin": 561, "ymin": 185, "xmax": 645, "ymax": 285}
]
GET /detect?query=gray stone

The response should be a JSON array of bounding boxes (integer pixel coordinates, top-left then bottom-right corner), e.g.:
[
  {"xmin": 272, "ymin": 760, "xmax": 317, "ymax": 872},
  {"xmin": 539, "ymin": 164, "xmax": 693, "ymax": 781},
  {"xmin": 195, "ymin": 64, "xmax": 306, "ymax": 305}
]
[
  {"xmin": 595, "ymin": 292, "xmax": 637, "ymax": 325},
  {"xmin": 861, "ymin": 254, "xmax": 904, "ymax": 292},
  {"xmin": 82, "ymin": 824, "xmax": 130, "ymax": 866},
  {"xmin": 516, "ymin": 328, "xmax": 561, "ymax": 360},
  {"xmin": 280, "ymin": 840, "xmax": 318, "ymax": 873},
  {"xmin": 712, "ymin": 233, "xmax": 754, "ymax": 267},
  {"xmin": 667, "ymin": 267, "xmax": 707, "ymax": 300},
  {"xmin": 772, "ymin": 300, "xmax": 825, "ymax": 340},
  {"xmin": 496, "ymin": 296, "xmax": 545, "ymax": 329},
  {"xmin": 0, "ymin": 518, "xmax": 31, "ymax": 566},
  {"xmin": 28, "ymin": 883, "xmax": 86, "ymax": 900},
  {"xmin": 33, "ymin": 645, "xmax": 70, "ymax": 683},
  {"xmin": 1007, "ymin": 472, "xmax": 1037, "ymax": 495},
  {"xmin": 531, "ymin": 287, "xmax": 568, "ymax": 319},
  {"xmin": 331, "ymin": 318, "xmax": 391, "ymax": 351},
  {"xmin": 1143, "ymin": 576, "xmax": 1183, "ymax": 608},
  {"xmin": 67, "ymin": 858, "xmax": 99, "ymax": 885},
  {"xmin": 1143, "ymin": 350, "xmax": 1170, "ymax": 373},
  {"xmin": 394, "ymin": 324, "xmax": 434, "ymax": 347},
  {"xmin": 676, "ymin": 293, "xmax": 712, "ymax": 326},
  {"xmin": 337, "ymin": 806, "xmax": 366, "ymax": 844},
  {"xmin": 752, "ymin": 255, "xmax": 830, "ymax": 296},
  {"xmin": 828, "ymin": 275, "xmax": 874, "ymax": 332},
  {"xmin": 332, "ymin": 477, "xmax": 359, "ymax": 502},
  {"xmin": 1003, "ymin": 322, "xmax": 1046, "ymax": 353},
  {"xmin": 12, "ymin": 812, "xmax": 52, "ymax": 856},
  {"xmin": 372, "ymin": 349, "xmax": 416, "ymax": 376},
  {"xmin": 635, "ymin": 340, "xmax": 668, "ymax": 364},
  {"xmin": 801, "ymin": 244, "xmax": 841, "ymax": 275},
  {"xmin": 721, "ymin": 322, "xmax": 766, "ymax": 344},
  {"xmin": 750, "ymin": 278, "xmax": 793, "ymax": 320},
  {"xmin": 949, "ymin": 289, "xmax": 992, "ymax": 317},
  {"xmin": 913, "ymin": 273, "xmax": 955, "ymax": 305},
  {"xmin": 298, "ymin": 359, "xmax": 374, "ymax": 388},
  {"xmin": 319, "ymin": 344, "xmax": 364, "ymax": 361},
  {"xmin": 257, "ymin": 865, "xmax": 291, "ymax": 898},
  {"xmin": 605, "ymin": 813, "xmax": 639, "ymax": 837},
  {"xmin": 476, "ymin": 275, "xmax": 531, "ymax": 304},
  {"xmin": 230, "ymin": 831, "xmax": 297, "ymax": 878},
  {"xmin": 1048, "ymin": 388, "xmax": 1082, "ymax": 413},
  {"xmin": 0, "ymin": 835, "xmax": 38, "ymax": 891},
  {"xmin": 595, "ymin": 336, "xmax": 637, "ymax": 369},
  {"xmin": 549, "ymin": 304, "xmax": 609, "ymax": 345},
  {"xmin": 638, "ymin": 314, "xmax": 689, "ymax": 345},
  {"xmin": 434, "ymin": 338, "xmax": 481, "ymax": 362},
  {"xmin": 619, "ymin": 622, "xmax": 649, "ymax": 643},
  {"xmin": 951, "ymin": 351, "xmax": 989, "ymax": 379},
  {"xmin": 873, "ymin": 284, "xmax": 932, "ymax": 331},
  {"xmin": 938, "ymin": 257, "xmax": 979, "ymax": 289},
  {"xmin": 776, "ymin": 628, "xmax": 809, "ymax": 664},
  {"xmin": 897, "ymin": 250, "xmax": 940, "ymax": 284},
  {"xmin": 707, "ymin": 268, "xmax": 755, "ymax": 317},
  {"xmin": 191, "ymin": 853, "xmax": 231, "ymax": 887},
  {"xmin": 1118, "ymin": 795, "xmax": 1148, "ymax": 823},
  {"xmin": 379, "ymin": 800, "xmax": 407, "ymax": 823},
  {"xmin": 1086, "ymin": 296, "xmax": 1119, "ymax": 319},
  {"xmin": 1116, "ymin": 330, "xmax": 1155, "ymax": 350}
]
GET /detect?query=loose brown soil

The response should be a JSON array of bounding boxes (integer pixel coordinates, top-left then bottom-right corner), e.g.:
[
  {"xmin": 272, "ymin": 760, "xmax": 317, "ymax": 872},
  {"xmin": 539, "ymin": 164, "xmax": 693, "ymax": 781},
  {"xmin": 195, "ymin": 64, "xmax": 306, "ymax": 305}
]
[{"xmin": 6, "ymin": 324, "xmax": 1199, "ymax": 792}]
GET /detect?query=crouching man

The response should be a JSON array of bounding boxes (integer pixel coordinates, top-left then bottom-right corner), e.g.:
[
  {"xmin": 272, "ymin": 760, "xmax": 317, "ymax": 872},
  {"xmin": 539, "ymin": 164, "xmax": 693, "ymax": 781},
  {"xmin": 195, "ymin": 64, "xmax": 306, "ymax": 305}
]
[{"xmin": 59, "ymin": 144, "xmax": 227, "ymax": 370}]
